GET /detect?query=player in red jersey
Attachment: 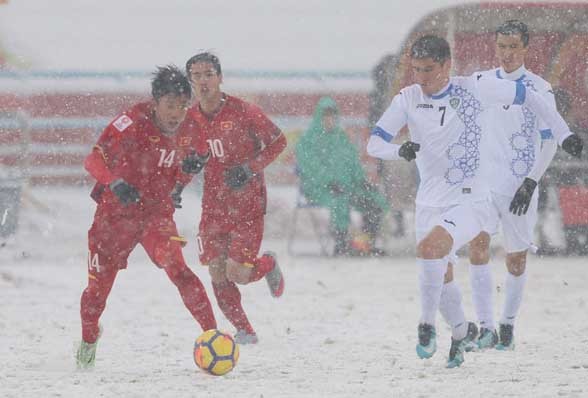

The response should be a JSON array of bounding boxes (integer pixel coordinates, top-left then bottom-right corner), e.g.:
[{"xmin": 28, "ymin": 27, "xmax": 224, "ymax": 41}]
[
  {"xmin": 182, "ymin": 52, "xmax": 287, "ymax": 344},
  {"xmin": 76, "ymin": 65, "xmax": 217, "ymax": 369}
]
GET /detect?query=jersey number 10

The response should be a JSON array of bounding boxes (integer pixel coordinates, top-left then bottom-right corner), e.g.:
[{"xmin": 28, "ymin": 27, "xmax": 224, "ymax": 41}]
[{"xmin": 206, "ymin": 139, "xmax": 225, "ymax": 158}]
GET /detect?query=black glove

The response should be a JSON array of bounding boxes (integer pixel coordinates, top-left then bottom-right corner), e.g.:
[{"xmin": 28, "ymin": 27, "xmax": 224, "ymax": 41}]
[
  {"xmin": 561, "ymin": 134, "xmax": 583, "ymax": 158},
  {"xmin": 328, "ymin": 182, "xmax": 345, "ymax": 195},
  {"xmin": 171, "ymin": 183, "xmax": 184, "ymax": 209},
  {"xmin": 109, "ymin": 179, "xmax": 140, "ymax": 205},
  {"xmin": 182, "ymin": 151, "xmax": 210, "ymax": 174},
  {"xmin": 224, "ymin": 164, "xmax": 254, "ymax": 189},
  {"xmin": 509, "ymin": 177, "xmax": 537, "ymax": 216},
  {"xmin": 398, "ymin": 141, "xmax": 420, "ymax": 161}
]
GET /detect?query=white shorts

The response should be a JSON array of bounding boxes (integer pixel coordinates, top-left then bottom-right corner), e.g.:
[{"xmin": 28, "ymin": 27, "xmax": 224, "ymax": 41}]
[
  {"xmin": 484, "ymin": 191, "xmax": 538, "ymax": 253},
  {"xmin": 416, "ymin": 200, "xmax": 492, "ymax": 264}
]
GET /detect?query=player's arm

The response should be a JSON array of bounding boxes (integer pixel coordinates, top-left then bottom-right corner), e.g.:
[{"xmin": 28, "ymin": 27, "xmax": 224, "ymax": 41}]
[
  {"xmin": 247, "ymin": 106, "xmax": 287, "ymax": 173},
  {"xmin": 84, "ymin": 125, "xmax": 120, "ymax": 186},
  {"xmin": 367, "ymin": 92, "xmax": 419, "ymax": 161},
  {"xmin": 509, "ymin": 88, "xmax": 558, "ymax": 216},
  {"xmin": 179, "ymin": 118, "xmax": 210, "ymax": 177},
  {"xmin": 527, "ymin": 88, "xmax": 558, "ymax": 182},
  {"xmin": 85, "ymin": 119, "xmax": 140, "ymax": 205},
  {"xmin": 478, "ymin": 75, "xmax": 582, "ymax": 153},
  {"xmin": 225, "ymin": 106, "xmax": 287, "ymax": 189}
]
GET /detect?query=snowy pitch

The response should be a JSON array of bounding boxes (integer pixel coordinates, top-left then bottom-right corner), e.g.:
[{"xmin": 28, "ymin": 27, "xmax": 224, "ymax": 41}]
[{"xmin": 1, "ymin": 186, "xmax": 587, "ymax": 398}]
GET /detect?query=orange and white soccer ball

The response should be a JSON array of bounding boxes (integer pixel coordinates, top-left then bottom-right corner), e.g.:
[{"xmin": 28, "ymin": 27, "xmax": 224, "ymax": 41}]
[{"xmin": 194, "ymin": 329, "xmax": 239, "ymax": 376}]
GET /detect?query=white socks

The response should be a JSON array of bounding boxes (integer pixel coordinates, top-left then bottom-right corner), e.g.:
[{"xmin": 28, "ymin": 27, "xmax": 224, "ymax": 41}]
[
  {"xmin": 439, "ymin": 280, "xmax": 468, "ymax": 340},
  {"xmin": 470, "ymin": 263, "xmax": 495, "ymax": 329},
  {"xmin": 418, "ymin": 258, "xmax": 448, "ymax": 326},
  {"xmin": 500, "ymin": 271, "xmax": 527, "ymax": 325}
]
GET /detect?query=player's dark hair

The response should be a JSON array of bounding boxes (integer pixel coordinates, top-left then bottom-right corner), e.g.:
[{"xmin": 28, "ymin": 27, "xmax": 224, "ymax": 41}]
[
  {"xmin": 151, "ymin": 65, "xmax": 192, "ymax": 100},
  {"xmin": 410, "ymin": 35, "xmax": 451, "ymax": 64},
  {"xmin": 496, "ymin": 20, "xmax": 529, "ymax": 47},
  {"xmin": 185, "ymin": 52, "xmax": 222, "ymax": 76}
]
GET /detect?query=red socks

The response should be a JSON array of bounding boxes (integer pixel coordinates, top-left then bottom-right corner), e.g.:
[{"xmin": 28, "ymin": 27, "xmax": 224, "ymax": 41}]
[
  {"xmin": 248, "ymin": 254, "xmax": 275, "ymax": 283},
  {"xmin": 213, "ymin": 281, "xmax": 255, "ymax": 334},
  {"xmin": 80, "ymin": 269, "xmax": 117, "ymax": 343}
]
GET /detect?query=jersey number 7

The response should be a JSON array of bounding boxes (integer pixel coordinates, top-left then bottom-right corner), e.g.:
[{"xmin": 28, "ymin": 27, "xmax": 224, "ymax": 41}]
[{"xmin": 439, "ymin": 106, "xmax": 447, "ymax": 126}]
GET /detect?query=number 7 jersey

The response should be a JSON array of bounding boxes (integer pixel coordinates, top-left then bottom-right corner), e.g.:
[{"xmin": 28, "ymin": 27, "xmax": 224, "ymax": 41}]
[{"xmin": 372, "ymin": 74, "xmax": 525, "ymax": 207}]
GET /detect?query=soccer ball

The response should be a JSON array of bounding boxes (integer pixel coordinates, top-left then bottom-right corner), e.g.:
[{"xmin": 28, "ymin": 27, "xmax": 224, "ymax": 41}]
[{"xmin": 194, "ymin": 329, "xmax": 239, "ymax": 376}]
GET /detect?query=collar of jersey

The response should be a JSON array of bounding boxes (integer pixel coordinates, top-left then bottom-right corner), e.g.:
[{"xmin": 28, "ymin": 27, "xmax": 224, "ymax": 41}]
[
  {"xmin": 430, "ymin": 83, "xmax": 453, "ymax": 100},
  {"xmin": 496, "ymin": 66, "xmax": 526, "ymax": 82}
]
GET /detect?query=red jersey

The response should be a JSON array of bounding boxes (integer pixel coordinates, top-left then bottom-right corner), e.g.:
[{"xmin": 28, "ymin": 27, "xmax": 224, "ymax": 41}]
[
  {"xmin": 86, "ymin": 101, "xmax": 204, "ymax": 212},
  {"xmin": 188, "ymin": 95, "xmax": 287, "ymax": 222}
]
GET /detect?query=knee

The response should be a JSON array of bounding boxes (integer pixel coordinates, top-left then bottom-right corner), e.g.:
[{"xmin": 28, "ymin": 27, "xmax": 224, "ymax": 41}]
[
  {"xmin": 469, "ymin": 232, "xmax": 491, "ymax": 264},
  {"xmin": 225, "ymin": 259, "xmax": 251, "ymax": 285},
  {"xmin": 506, "ymin": 252, "xmax": 527, "ymax": 276},
  {"xmin": 208, "ymin": 259, "xmax": 228, "ymax": 284},
  {"xmin": 417, "ymin": 232, "xmax": 451, "ymax": 259}
]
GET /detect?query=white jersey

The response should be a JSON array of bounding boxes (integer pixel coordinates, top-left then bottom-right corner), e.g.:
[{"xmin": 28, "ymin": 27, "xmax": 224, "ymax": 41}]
[
  {"xmin": 479, "ymin": 66, "xmax": 556, "ymax": 196},
  {"xmin": 371, "ymin": 74, "xmax": 524, "ymax": 207}
]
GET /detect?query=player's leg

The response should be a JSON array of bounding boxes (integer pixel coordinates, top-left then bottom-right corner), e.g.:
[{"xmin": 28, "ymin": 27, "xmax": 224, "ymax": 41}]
[
  {"xmin": 141, "ymin": 215, "xmax": 216, "ymax": 332},
  {"xmin": 468, "ymin": 231, "xmax": 498, "ymax": 349},
  {"xmin": 78, "ymin": 210, "xmax": 137, "ymax": 368},
  {"xmin": 209, "ymin": 258, "xmax": 258, "ymax": 344},
  {"xmin": 423, "ymin": 201, "xmax": 489, "ymax": 367},
  {"xmin": 198, "ymin": 219, "xmax": 257, "ymax": 343},
  {"xmin": 225, "ymin": 216, "xmax": 284, "ymax": 297},
  {"xmin": 414, "ymin": 206, "xmax": 452, "ymax": 359},
  {"xmin": 495, "ymin": 192, "xmax": 537, "ymax": 350}
]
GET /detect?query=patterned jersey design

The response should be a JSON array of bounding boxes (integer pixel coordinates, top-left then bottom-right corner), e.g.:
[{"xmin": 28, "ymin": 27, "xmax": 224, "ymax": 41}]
[
  {"xmin": 509, "ymin": 76, "xmax": 537, "ymax": 178},
  {"xmin": 445, "ymin": 85, "xmax": 483, "ymax": 185},
  {"xmin": 509, "ymin": 105, "xmax": 536, "ymax": 178}
]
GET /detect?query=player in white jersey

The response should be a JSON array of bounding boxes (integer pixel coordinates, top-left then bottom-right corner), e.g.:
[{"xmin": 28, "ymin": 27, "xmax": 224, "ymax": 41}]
[
  {"xmin": 465, "ymin": 20, "xmax": 583, "ymax": 351},
  {"xmin": 367, "ymin": 35, "xmax": 583, "ymax": 368}
]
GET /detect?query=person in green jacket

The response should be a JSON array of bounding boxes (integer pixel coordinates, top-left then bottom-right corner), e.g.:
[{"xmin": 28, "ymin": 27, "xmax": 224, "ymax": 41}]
[{"xmin": 295, "ymin": 96, "xmax": 389, "ymax": 256}]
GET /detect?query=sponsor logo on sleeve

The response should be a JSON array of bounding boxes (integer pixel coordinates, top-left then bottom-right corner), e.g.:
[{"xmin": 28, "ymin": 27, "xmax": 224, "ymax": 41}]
[{"xmin": 113, "ymin": 115, "xmax": 133, "ymax": 132}]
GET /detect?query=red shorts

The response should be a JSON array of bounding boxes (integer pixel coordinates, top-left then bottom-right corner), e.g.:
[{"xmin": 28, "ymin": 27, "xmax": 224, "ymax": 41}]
[
  {"xmin": 197, "ymin": 215, "xmax": 264, "ymax": 265},
  {"xmin": 87, "ymin": 204, "xmax": 187, "ymax": 277}
]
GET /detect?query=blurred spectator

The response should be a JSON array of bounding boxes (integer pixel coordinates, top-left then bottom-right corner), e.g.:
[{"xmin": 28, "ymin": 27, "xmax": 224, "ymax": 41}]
[
  {"xmin": 369, "ymin": 53, "xmax": 418, "ymax": 238},
  {"xmin": 296, "ymin": 96, "xmax": 389, "ymax": 256}
]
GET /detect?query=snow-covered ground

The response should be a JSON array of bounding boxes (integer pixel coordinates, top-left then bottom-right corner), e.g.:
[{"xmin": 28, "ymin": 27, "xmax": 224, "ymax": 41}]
[{"xmin": 1, "ymin": 186, "xmax": 587, "ymax": 398}]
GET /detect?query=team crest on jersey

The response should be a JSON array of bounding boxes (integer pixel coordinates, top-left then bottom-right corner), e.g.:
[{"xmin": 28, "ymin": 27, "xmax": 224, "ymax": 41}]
[
  {"xmin": 179, "ymin": 136, "xmax": 192, "ymax": 146},
  {"xmin": 220, "ymin": 121, "xmax": 233, "ymax": 131},
  {"xmin": 449, "ymin": 97, "xmax": 460, "ymax": 109},
  {"xmin": 149, "ymin": 136, "xmax": 160, "ymax": 143},
  {"xmin": 113, "ymin": 115, "xmax": 133, "ymax": 132}
]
